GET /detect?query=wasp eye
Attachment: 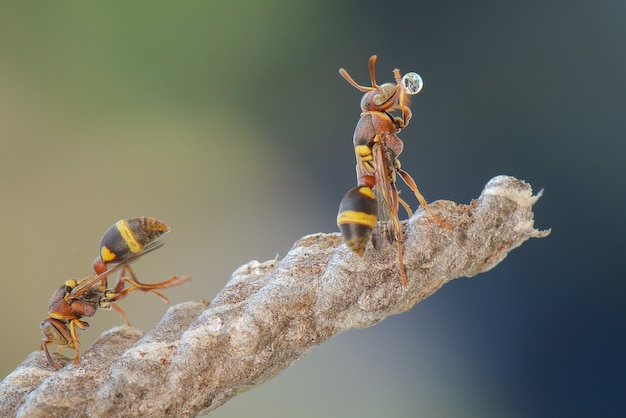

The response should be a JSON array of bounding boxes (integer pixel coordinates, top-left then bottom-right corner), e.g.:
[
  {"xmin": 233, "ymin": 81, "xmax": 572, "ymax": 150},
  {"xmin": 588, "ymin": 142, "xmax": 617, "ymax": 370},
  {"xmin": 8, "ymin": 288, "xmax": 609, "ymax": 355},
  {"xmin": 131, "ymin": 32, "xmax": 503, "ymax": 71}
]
[{"xmin": 401, "ymin": 72, "xmax": 423, "ymax": 95}]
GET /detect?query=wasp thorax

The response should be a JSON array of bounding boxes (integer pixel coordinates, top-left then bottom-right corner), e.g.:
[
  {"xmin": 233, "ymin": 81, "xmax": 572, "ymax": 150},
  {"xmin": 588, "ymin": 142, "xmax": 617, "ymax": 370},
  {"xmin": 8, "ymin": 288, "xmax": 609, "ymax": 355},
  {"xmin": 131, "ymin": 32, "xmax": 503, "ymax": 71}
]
[{"xmin": 401, "ymin": 72, "xmax": 423, "ymax": 95}]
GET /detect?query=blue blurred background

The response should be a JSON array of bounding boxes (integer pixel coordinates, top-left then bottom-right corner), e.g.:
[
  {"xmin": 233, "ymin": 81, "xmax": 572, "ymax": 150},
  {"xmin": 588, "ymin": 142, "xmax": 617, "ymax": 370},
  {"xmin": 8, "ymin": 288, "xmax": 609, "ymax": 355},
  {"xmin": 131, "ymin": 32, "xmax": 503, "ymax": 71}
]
[{"xmin": 1, "ymin": 1, "xmax": 624, "ymax": 417}]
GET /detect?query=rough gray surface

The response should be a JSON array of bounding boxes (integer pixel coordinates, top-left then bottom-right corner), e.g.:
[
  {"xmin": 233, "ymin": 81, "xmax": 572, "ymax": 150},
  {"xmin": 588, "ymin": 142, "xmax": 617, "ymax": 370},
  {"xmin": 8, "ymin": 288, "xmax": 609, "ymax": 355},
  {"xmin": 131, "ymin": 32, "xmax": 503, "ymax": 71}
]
[{"xmin": 0, "ymin": 175, "xmax": 549, "ymax": 417}]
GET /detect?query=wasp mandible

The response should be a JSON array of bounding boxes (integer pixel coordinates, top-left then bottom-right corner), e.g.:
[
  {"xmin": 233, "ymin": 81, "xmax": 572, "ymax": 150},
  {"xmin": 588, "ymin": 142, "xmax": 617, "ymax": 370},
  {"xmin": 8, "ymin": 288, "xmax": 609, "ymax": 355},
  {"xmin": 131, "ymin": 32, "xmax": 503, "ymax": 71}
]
[
  {"xmin": 336, "ymin": 55, "xmax": 452, "ymax": 286},
  {"xmin": 40, "ymin": 217, "xmax": 189, "ymax": 369}
]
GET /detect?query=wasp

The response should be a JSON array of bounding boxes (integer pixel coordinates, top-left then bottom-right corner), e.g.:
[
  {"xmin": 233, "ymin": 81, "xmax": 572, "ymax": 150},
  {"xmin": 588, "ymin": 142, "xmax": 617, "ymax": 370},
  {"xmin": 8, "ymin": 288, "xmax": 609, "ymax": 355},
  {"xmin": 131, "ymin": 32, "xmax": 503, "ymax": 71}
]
[
  {"xmin": 40, "ymin": 217, "xmax": 189, "ymax": 369},
  {"xmin": 336, "ymin": 55, "xmax": 452, "ymax": 286}
]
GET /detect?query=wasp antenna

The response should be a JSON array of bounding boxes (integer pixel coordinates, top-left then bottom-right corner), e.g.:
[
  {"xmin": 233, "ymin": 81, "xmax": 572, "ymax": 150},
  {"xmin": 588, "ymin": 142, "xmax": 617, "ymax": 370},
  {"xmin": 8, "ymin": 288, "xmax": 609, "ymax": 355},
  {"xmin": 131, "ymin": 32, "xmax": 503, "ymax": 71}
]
[
  {"xmin": 339, "ymin": 68, "xmax": 374, "ymax": 92},
  {"xmin": 367, "ymin": 55, "xmax": 379, "ymax": 88}
]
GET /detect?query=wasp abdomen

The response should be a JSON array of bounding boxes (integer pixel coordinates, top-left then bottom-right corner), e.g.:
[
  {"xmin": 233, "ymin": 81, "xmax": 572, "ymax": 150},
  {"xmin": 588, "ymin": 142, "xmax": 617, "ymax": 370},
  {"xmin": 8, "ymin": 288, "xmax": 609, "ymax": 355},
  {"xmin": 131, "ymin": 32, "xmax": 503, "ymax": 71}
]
[
  {"xmin": 95, "ymin": 217, "xmax": 169, "ymax": 272},
  {"xmin": 337, "ymin": 185, "xmax": 379, "ymax": 256}
]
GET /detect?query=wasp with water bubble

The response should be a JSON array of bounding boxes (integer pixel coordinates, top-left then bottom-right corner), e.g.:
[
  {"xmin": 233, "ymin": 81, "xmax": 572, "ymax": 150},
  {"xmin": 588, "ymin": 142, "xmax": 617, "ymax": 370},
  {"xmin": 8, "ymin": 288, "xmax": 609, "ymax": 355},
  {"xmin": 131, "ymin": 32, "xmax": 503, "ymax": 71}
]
[{"xmin": 337, "ymin": 56, "xmax": 451, "ymax": 285}]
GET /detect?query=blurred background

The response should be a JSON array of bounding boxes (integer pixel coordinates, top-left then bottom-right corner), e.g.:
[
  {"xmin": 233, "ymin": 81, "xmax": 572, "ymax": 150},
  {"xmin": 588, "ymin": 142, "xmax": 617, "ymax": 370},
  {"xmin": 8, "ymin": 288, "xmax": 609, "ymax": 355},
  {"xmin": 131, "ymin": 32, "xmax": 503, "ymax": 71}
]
[{"xmin": 0, "ymin": 1, "xmax": 624, "ymax": 417}]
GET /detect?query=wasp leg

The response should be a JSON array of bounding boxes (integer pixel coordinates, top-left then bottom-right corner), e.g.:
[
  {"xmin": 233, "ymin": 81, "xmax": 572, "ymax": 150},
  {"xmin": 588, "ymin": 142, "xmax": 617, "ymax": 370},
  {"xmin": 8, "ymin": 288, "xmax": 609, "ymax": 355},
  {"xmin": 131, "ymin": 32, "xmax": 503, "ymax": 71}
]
[
  {"xmin": 40, "ymin": 317, "xmax": 89, "ymax": 368},
  {"xmin": 392, "ymin": 68, "xmax": 414, "ymax": 129},
  {"xmin": 108, "ymin": 274, "xmax": 190, "ymax": 304},
  {"xmin": 388, "ymin": 180, "xmax": 409, "ymax": 287},
  {"xmin": 41, "ymin": 318, "xmax": 72, "ymax": 369},
  {"xmin": 104, "ymin": 273, "xmax": 189, "ymax": 325},
  {"xmin": 110, "ymin": 303, "xmax": 132, "ymax": 327},
  {"xmin": 396, "ymin": 167, "xmax": 452, "ymax": 230},
  {"xmin": 398, "ymin": 195, "xmax": 414, "ymax": 218},
  {"xmin": 68, "ymin": 318, "xmax": 89, "ymax": 363},
  {"xmin": 112, "ymin": 266, "xmax": 181, "ymax": 301}
]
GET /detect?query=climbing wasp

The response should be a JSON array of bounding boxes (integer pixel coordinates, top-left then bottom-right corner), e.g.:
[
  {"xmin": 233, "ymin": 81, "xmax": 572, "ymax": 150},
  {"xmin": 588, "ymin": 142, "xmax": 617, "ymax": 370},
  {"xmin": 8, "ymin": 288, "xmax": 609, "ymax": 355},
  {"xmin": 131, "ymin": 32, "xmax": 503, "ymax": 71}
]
[
  {"xmin": 40, "ymin": 217, "xmax": 189, "ymax": 369},
  {"xmin": 336, "ymin": 55, "xmax": 451, "ymax": 286}
]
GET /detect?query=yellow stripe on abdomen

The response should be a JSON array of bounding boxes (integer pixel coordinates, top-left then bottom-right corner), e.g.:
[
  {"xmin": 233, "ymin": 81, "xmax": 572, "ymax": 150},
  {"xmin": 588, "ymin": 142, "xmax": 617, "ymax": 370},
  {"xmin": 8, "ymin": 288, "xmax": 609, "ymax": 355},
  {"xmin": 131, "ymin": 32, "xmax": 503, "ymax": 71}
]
[
  {"xmin": 116, "ymin": 219, "xmax": 143, "ymax": 254},
  {"xmin": 337, "ymin": 210, "xmax": 377, "ymax": 229}
]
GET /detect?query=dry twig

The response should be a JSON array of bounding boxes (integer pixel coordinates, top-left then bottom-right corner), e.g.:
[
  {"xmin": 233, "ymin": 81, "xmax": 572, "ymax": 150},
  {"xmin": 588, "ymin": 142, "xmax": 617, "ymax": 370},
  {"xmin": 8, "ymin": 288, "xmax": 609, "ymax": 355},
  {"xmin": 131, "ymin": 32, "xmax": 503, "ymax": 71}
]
[{"xmin": 0, "ymin": 175, "xmax": 549, "ymax": 417}]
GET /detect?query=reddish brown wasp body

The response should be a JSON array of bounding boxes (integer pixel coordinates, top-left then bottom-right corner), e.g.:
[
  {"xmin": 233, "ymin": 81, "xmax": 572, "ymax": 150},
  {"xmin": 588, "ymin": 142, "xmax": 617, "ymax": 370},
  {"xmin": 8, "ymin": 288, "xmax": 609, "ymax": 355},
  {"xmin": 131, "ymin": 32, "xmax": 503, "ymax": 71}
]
[
  {"xmin": 336, "ymin": 55, "xmax": 451, "ymax": 286},
  {"xmin": 40, "ymin": 217, "xmax": 189, "ymax": 369}
]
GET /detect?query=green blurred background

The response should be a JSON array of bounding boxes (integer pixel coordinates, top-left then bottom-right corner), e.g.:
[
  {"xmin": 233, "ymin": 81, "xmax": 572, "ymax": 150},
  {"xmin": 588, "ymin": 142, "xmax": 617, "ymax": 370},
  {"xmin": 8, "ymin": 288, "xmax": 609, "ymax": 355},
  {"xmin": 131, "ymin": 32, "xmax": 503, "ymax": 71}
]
[{"xmin": 1, "ymin": 1, "xmax": 625, "ymax": 417}]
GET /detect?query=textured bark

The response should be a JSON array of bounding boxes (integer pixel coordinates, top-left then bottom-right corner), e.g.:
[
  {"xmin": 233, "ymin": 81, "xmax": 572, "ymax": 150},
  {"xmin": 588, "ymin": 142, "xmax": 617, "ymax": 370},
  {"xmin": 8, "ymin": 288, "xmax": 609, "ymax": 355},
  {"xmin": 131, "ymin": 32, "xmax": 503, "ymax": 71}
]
[{"xmin": 0, "ymin": 175, "xmax": 549, "ymax": 417}]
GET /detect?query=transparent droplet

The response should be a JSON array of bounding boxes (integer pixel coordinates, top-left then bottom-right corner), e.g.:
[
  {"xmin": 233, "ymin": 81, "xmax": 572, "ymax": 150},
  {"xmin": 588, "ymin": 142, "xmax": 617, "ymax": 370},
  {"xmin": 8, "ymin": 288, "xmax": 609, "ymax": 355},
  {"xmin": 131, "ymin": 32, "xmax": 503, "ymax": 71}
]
[{"xmin": 401, "ymin": 72, "xmax": 423, "ymax": 95}]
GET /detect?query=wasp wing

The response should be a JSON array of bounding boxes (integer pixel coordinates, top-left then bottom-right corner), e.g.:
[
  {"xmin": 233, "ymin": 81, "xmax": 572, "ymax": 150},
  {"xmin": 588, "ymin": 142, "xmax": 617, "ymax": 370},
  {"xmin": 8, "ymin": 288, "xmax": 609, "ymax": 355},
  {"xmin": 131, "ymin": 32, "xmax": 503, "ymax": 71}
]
[
  {"xmin": 67, "ymin": 241, "xmax": 166, "ymax": 301},
  {"xmin": 369, "ymin": 139, "xmax": 401, "ymax": 248}
]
